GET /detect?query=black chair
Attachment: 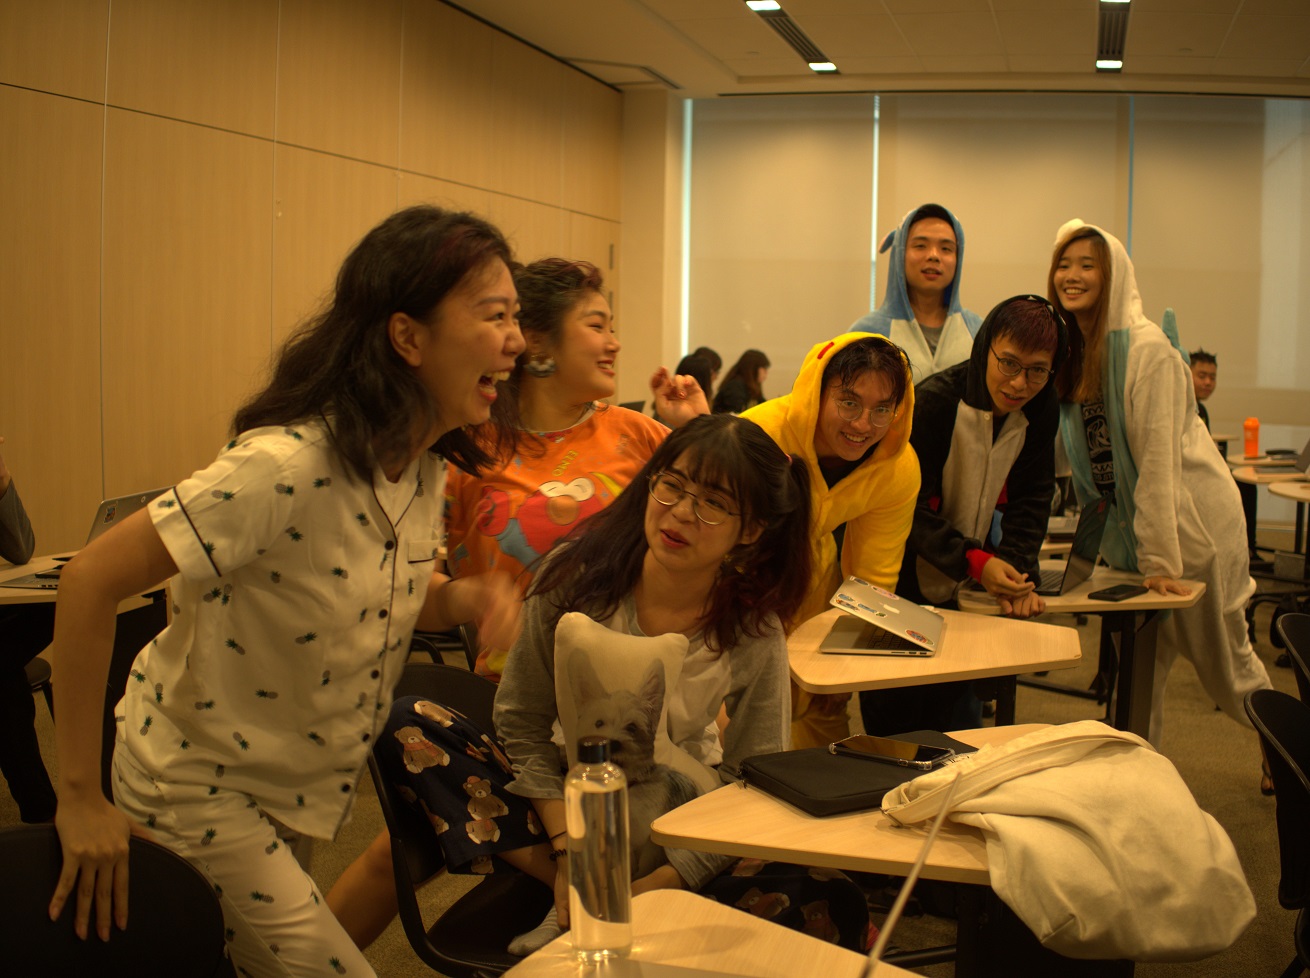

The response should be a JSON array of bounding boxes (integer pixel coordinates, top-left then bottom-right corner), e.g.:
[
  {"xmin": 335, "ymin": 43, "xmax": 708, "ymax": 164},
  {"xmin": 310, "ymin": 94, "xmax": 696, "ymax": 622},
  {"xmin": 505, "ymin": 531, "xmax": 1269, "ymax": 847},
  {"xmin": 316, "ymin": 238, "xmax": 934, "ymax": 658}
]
[
  {"xmin": 374, "ymin": 662, "xmax": 553, "ymax": 977},
  {"xmin": 1279, "ymin": 614, "xmax": 1310, "ymax": 706},
  {"xmin": 408, "ymin": 623, "xmax": 479, "ymax": 671},
  {"xmin": 0, "ymin": 823, "xmax": 235, "ymax": 977},
  {"xmin": 1245, "ymin": 689, "xmax": 1310, "ymax": 978}
]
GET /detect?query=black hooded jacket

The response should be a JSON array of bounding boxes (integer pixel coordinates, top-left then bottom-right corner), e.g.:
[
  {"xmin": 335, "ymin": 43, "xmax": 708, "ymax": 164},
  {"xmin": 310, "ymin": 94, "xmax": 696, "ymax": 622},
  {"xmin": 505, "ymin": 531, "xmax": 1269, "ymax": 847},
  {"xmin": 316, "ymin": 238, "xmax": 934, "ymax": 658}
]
[{"xmin": 899, "ymin": 295, "xmax": 1069, "ymax": 603}]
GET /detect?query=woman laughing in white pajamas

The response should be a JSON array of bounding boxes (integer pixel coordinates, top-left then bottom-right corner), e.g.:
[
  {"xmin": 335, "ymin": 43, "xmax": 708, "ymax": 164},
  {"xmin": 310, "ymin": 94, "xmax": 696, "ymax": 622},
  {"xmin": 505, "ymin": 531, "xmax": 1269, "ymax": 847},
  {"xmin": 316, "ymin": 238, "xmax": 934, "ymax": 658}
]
[{"xmin": 46, "ymin": 205, "xmax": 526, "ymax": 978}]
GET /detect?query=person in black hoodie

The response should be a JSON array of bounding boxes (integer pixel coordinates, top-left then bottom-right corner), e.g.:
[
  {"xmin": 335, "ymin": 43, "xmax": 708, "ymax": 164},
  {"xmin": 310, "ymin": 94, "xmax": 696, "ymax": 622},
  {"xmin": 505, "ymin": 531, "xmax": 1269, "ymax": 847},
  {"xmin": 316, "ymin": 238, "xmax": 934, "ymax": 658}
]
[{"xmin": 861, "ymin": 295, "xmax": 1068, "ymax": 736}]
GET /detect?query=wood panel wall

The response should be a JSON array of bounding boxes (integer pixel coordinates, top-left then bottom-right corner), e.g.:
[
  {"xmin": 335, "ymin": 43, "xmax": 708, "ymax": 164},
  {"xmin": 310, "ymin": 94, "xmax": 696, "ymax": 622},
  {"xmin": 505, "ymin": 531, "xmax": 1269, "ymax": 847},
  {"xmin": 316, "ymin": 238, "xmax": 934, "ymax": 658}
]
[{"xmin": 0, "ymin": 0, "xmax": 622, "ymax": 553}]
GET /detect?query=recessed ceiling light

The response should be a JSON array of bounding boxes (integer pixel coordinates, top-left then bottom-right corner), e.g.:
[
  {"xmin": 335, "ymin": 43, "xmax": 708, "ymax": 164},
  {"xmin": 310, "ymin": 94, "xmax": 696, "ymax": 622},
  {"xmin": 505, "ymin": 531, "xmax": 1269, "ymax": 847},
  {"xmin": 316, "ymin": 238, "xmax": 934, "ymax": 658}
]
[
  {"xmin": 1099, "ymin": 0, "xmax": 1130, "ymax": 4},
  {"xmin": 809, "ymin": 62, "xmax": 838, "ymax": 73},
  {"xmin": 746, "ymin": 1, "xmax": 781, "ymax": 10},
  {"xmin": 1096, "ymin": 59, "xmax": 1124, "ymax": 71}
]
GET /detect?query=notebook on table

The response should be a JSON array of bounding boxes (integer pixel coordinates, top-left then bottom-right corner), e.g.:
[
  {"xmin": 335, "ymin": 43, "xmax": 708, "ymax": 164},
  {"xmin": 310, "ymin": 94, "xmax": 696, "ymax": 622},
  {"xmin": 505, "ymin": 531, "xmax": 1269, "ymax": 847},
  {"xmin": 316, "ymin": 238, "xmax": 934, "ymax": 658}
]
[
  {"xmin": 1, "ymin": 487, "xmax": 169, "ymax": 590},
  {"xmin": 1035, "ymin": 493, "xmax": 1110, "ymax": 596},
  {"xmin": 819, "ymin": 577, "xmax": 946, "ymax": 657}
]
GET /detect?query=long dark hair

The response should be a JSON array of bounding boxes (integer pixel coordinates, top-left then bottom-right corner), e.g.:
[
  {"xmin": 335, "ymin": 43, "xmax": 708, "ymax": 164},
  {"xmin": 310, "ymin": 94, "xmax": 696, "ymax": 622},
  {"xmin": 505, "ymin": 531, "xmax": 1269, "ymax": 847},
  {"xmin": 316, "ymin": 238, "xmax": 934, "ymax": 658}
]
[
  {"xmin": 232, "ymin": 205, "xmax": 514, "ymax": 481},
  {"xmin": 720, "ymin": 349, "xmax": 771, "ymax": 404},
  {"xmin": 529, "ymin": 414, "xmax": 813, "ymax": 654},
  {"xmin": 1048, "ymin": 226, "xmax": 1106, "ymax": 404}
]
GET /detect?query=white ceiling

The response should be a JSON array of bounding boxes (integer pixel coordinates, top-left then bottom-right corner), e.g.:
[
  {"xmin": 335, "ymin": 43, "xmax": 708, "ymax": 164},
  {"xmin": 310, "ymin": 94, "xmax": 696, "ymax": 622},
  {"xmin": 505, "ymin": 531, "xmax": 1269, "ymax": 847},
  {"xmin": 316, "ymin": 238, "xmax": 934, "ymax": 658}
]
[{"xmin": 450, "ymin": 0, "xmax": 1310, "ymax": 99}]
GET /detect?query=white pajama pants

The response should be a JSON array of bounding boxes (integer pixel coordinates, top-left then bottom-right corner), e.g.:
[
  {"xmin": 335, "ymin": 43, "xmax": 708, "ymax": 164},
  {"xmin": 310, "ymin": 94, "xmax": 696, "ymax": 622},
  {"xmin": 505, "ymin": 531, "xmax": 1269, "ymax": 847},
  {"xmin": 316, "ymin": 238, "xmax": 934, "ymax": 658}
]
[{"xmin": 112, "ymin": 748, "xmax": 374, "ymax": 978}]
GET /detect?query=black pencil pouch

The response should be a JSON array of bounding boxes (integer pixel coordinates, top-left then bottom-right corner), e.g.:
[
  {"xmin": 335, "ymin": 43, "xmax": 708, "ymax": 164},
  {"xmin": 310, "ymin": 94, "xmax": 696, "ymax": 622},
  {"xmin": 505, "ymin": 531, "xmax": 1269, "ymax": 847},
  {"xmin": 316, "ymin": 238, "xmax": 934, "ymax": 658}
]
[{"xmin": 739, "ymin": 730, "xmax": 977, "ymax": 817}]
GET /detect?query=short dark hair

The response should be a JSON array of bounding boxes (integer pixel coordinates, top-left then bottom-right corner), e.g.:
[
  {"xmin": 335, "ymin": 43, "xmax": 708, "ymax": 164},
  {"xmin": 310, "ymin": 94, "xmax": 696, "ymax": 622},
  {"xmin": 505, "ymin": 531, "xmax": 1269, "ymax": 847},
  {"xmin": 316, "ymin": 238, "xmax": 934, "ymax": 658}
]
[
  {"xmin": 674, "ymin": 355, "xmax": 714, "ymax": 395},
  {"xmin": 232, "ymin": 205, "xmax": 513, "ymax": 481},
  {"xmin": 1190, "ymin": 349, "xmax": 1217, "ymax": 367},
  {"xmin": 691, "ymin": 346, "xmax": 723, "ymax": 374},
  {"xmin": 530, "ymin": 414, "xmax": 814, "ymax": 653},
  {"xmin": 820, "ymin": 338, "xmax": 909, "ymax": 408},
  {"xmin": 909, "ymin": 203, "xmax": 953, "ymax": 228},
  {"xmin": 991, "ymin": 298, "xmax": 1061, "ymax": 357},
  {"xmin": 512, "ymin": 258, "xmax": 605, "ymax": 363}
]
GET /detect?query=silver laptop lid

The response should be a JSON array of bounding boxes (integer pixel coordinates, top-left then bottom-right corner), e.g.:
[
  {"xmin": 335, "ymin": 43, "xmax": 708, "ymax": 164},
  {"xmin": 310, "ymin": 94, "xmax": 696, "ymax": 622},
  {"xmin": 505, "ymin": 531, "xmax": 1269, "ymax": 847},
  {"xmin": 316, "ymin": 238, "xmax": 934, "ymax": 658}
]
[
  {"xmin": 1041, "ymin": 493, "xmax": 1110, "ymax": 596},
  {"xmin": 84, "ymin": 487, "xmax": 170, "ymax": 545},
  {"xmin": 821, "ymin": 577, "xmax": 946, "ymax": 656}
]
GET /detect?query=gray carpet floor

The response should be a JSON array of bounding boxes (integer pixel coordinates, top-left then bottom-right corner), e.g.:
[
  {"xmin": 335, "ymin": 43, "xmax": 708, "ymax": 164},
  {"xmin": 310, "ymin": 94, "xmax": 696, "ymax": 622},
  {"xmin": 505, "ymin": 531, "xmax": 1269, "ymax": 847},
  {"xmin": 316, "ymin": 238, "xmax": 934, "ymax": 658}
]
[{"xmin": 5, "ymin": 577, "xmax": 1303, "ymax": 977}]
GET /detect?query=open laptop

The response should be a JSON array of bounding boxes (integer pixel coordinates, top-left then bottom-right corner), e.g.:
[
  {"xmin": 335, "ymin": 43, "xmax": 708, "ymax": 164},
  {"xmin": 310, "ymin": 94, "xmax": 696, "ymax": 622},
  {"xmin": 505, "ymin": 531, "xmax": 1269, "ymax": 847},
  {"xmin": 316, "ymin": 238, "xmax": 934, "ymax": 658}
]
[
  {"xmin": 819, "ymin": 576, "xmax": 946, "ymax": 657},
  {"xmin": 1, "ymin": 487, "xmax": 169, "ymax": 590},
  {"xmin": 1035, "ymin": 493, "xmax": 1110, "ymax": 596}
]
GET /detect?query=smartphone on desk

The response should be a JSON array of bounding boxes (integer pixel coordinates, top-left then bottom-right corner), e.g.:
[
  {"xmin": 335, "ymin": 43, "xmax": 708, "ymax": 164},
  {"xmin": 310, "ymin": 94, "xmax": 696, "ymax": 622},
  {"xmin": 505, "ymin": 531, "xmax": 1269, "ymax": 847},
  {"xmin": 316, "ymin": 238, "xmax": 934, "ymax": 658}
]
[
  {"xmin": 828, "ymin": 734, "xmax": 955, "ymax": 770},
  {"xmin": 1087, "ymin": 583, "xmax": 1148, "ymax": 602}
]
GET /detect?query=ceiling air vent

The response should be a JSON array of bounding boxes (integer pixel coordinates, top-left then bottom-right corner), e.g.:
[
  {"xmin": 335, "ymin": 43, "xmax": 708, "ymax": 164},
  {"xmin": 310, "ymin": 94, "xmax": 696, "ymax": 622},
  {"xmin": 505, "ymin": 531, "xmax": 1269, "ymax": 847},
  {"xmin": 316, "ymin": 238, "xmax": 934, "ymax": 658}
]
[
  {"xmin": 756, "ymin": 9, "xmax": 831, "ymax": 69},
  {"xmin": 1097, "ymin": 3, "xmax": 1130, "ymax": 62}
]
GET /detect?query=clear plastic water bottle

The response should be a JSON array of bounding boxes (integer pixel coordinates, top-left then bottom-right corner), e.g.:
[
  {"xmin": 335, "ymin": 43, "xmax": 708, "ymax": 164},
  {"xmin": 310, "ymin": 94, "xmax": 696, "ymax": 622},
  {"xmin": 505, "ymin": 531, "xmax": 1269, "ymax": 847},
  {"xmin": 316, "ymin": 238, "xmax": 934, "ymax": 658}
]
[{"xmin": 564, "ymin": 736, "xmax": 632, "ymax": 962}]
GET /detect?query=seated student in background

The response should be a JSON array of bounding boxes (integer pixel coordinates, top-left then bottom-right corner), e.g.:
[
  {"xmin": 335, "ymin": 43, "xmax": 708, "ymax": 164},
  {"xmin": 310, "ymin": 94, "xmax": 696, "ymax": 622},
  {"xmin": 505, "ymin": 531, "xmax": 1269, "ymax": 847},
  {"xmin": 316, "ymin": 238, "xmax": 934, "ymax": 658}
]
[
  {"xmin": 360, "ymin": 415, "xmax": 871, "ymax": 954},
  {"xmin": 0, "ymin": 436, "xmax": 58, "ymax": 824},
  {"xmin": 690, "ymin": 345, "xmax": 722, "ymax": 400},
  {"xmin": 711, "ymin": 349, "xmax": 770, "ymax": 414},
  {"xmin": 859, "ymin": 296, "xmax": 1067, "ymax": 736},
  {"xmin": 1189, "ymin": 348, "xmax": 1217, "ymax": 431},
  {"xmin": 851, "ymin": 203, "xmax": 982, "ymax": 384},
  {"xmin": 743, "ymin": 334, "xmax": 919, "ymax": 749},
  {"xmin": 326, "ymin": 258, "xmax": 707, "ymax": 944},
  {"xmin": 654, "ymin": 353, "xmax": 714, "ymax": 426}
]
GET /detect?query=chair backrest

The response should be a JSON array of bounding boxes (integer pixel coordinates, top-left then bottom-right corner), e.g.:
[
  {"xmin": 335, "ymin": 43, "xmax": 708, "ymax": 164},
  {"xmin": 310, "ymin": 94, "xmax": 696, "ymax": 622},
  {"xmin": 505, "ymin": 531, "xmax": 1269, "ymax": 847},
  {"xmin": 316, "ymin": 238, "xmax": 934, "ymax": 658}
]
[
  {"xmin": 0, "ymin": 824, "xmax": 234, "ymax": 978},
  {"xmin": 1245, "ymin": 689, "xmax": 1310, "ymax": 911},
  {"xmin": 374, "ymin": 662, "xmax": 501, "ymax": 960},
  {"xmin": 1277, "ymin": 614, "xmax": 1310, "ymax": 706}
]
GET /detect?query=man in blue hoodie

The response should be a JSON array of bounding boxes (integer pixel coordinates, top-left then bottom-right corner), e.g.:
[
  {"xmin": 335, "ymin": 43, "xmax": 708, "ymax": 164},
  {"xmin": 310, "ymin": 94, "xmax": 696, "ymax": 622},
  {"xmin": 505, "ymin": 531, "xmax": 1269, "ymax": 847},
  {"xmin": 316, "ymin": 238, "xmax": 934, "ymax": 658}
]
[{"xmin": 851, "ymin": 203, "xmax": 982, "ymax": 383}]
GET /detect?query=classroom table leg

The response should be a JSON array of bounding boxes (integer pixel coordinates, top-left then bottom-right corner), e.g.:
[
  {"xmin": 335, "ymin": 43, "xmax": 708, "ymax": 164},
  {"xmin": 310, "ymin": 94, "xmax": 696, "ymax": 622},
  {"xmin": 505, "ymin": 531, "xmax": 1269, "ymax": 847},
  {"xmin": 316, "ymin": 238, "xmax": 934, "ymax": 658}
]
[{"xmin": 1106, "ymin": 609, "xmax": 1159, "ymax": 742}]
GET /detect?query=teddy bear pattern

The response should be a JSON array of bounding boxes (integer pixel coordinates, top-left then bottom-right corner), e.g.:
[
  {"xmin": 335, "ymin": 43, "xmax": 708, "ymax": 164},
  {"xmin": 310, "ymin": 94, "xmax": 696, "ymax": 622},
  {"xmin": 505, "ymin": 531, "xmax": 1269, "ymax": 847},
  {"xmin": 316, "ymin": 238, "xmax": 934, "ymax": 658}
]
[{"xmin": 394, "ymin": 726, "xmax": 450, "ymax": 773}]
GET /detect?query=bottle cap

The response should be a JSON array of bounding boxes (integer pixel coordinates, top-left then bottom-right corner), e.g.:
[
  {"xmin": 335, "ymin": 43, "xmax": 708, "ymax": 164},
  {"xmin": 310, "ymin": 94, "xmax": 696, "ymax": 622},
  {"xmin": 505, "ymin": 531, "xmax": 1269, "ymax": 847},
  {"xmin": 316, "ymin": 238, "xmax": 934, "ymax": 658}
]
[{"xmin": 577, "ymin": 736, "xmax": 612, "ymax": 764}]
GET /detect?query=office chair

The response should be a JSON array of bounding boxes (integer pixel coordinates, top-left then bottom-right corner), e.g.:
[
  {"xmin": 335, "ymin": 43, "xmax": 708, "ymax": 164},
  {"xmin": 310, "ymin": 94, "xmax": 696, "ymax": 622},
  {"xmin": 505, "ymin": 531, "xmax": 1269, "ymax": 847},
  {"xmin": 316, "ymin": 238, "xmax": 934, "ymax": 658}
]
[
  {"xmin": 0, "ymin": 823, "xmax": 235, "ymax": 978},
  {"xmin": 373, "ymin": 662, "xmax": 553, "ymax": 977},
  {"xmin": 1278, "ymin": 614, "xmax": 1310, "ymax": 706},
  {"xmin": 408, "ymin": 623, "xmax": 480, "ymax": 671},
  {"xmin": 1245, "ymin": 689, "xmax": 1310, "ymax": 978}
]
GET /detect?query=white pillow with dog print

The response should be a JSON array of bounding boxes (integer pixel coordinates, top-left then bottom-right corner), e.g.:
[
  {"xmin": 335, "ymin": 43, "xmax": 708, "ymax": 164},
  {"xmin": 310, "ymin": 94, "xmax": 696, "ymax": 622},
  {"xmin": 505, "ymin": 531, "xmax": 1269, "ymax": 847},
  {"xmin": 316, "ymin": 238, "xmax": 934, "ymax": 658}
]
[{"xmin": 553, "ymin": 610, "xmax": 717, "ymax": 876}]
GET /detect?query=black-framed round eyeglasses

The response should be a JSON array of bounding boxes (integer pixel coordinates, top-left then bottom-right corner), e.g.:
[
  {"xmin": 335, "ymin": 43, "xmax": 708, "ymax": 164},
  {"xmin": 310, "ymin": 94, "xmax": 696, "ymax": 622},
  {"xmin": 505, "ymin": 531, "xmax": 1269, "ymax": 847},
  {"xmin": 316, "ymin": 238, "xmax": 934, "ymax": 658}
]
[
  {"xmin": 989, "ymin": 348, "xmax": 1051, "ymax": 385},
  {"xmin": 648, "ymin": 473, "xmax": 738, "ymax": 526},
  {"xmin": 831, "ymin": 394, "xmax": 897, "ymax": 428}
]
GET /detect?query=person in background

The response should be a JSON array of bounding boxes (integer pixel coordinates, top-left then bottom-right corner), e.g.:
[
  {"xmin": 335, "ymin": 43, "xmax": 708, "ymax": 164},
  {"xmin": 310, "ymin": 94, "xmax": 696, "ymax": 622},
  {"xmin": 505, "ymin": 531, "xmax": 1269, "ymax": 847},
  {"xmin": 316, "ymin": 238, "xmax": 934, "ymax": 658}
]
[
  {"xmin": 655, "ymin": 354, "xmax": 714, "ymax": 426},
  {"xmin": 743, "ymin": 334, "xmax": 918, "ymax": 749},
  {"xmin": 1049, "ymin": 219, "xmax": 1273, "ymax": 790},
  {"xmin": 1189, "ymin": 349, "xmax": 1217, "ymax": 430},
  {"xmin": 860, "ymin": 296, "xmax": 1067, "ymax": 737},
  {"xmin": 851, "ymin": 203, "xmax": 983, "ymax": 384},
  {"xmin": 0, "ymin": 436, "xmax": 58, "ymax": 824},
  {"xmin": 691, "ymin": 346, "xmax": 722, "ymax": 399},
  {"xmin": 46, "ymin": 205, "xmax": 527, "ymax": 977},
  {"xmin": 712, "ymin": 349, "xmax": 771, "ymax": 414}
]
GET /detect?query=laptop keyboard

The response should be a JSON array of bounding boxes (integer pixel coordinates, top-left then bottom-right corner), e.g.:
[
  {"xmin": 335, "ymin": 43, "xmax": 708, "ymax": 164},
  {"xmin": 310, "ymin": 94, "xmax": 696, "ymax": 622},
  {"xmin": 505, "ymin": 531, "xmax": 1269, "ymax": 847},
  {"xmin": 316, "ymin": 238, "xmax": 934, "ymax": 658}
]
[{"xmin": 1039, "ymin": 567, "xmax": 1065, "ymax": 592}]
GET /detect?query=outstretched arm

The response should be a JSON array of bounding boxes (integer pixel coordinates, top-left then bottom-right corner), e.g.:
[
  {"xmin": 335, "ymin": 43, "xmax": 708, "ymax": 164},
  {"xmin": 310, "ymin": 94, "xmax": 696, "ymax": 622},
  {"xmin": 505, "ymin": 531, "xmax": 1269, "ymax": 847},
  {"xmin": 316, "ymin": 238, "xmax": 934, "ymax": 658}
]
[{"xmin": 49, "ymin": 508, "xmax": 177, "ymax": 940}]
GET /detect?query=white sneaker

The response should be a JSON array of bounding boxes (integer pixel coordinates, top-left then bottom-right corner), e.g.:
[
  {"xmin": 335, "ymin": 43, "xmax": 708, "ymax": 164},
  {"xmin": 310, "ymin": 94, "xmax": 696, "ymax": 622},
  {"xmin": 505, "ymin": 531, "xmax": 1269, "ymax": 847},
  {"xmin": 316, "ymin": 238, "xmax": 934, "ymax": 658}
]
[{"xmin": 507, "ymin": 907, "xmax": 561, "ymax": 956}]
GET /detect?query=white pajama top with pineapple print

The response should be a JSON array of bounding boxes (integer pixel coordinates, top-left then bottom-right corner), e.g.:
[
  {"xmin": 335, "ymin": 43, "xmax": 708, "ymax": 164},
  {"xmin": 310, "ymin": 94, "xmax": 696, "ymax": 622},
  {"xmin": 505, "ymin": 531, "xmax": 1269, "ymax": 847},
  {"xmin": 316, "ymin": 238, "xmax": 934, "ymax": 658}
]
[{"xmin": 117, "ymin": 420, "xmax": 445, "ymax": 839}]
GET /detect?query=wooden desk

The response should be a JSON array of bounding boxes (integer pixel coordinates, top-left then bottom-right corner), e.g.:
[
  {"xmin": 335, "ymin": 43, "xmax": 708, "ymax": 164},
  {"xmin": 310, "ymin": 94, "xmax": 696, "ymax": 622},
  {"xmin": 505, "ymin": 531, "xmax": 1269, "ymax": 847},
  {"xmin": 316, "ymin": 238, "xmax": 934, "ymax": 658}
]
[
  {"xmin": 1039, "ymin": 538, "xmax": 1072, "ymax": 558},
  {"xmin": 502, "ymin": 889, "xmax": 911, "ymax": 978},
  {"xmin": 1269, "ymin": 481, "xmax": 1310, "ymax": 578},
  {"xmin": 1230, "ymin": 464, "xmax": 1305, "ymax": 485},
  {"xmin": 789, "ymin": 608, "xmax": 1081, "ymax": 725},
  {"xmin": 958, "ymin": 566, "xmax": 1204, "ymax": 740}
]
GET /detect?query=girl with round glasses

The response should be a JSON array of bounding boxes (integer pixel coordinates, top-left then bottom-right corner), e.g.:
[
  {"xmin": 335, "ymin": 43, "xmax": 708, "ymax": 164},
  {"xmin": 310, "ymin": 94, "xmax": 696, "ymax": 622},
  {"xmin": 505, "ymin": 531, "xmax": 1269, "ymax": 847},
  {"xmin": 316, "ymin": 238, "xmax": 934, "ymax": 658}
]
[
  {"xmin": 1049, "ymin": 220, "xmax": 1272, "ymax": 777},
  {"xmin": 860, "ymin": 296, "xmax": 1068, "ymax": 737},
  {"xmin": 366, "ymin": 414, "xmax": 873, "ymax": 953},
  {"xmin": 743, "ymin": 333, "xmax": 918, "ymax": 748}
]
